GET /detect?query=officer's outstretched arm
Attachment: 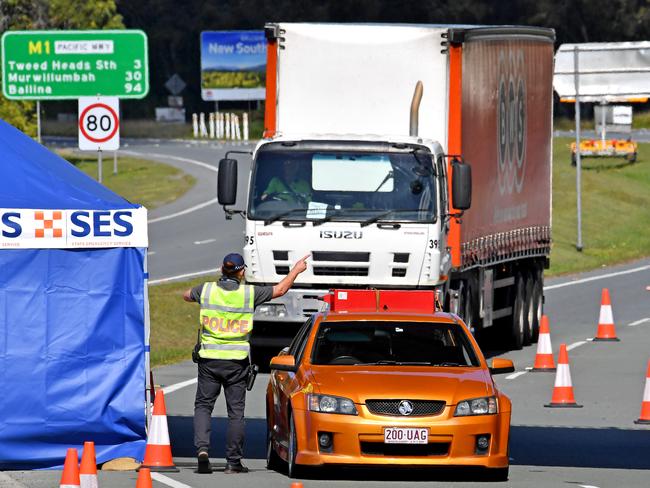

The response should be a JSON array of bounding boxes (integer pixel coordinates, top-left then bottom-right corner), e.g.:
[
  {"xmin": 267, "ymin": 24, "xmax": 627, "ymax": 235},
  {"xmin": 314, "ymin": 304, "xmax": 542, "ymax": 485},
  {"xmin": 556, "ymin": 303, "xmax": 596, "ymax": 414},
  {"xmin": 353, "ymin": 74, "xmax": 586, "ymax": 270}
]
[
  {"xmin": 182, "ymin": 289, "xmax": 195, "ymax": 302},
  {"xmin": 272, "ymin": 254, "xmax": 309, "ymax": 298}
]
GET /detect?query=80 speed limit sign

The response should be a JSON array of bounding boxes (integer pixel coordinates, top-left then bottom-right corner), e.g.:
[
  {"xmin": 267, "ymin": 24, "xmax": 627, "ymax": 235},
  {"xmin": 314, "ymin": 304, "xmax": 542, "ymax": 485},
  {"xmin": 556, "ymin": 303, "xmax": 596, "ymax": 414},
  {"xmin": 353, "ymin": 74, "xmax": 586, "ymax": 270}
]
[{"xmin": 78, "ymin": 97, "xmax": 120, "ymax": 151}]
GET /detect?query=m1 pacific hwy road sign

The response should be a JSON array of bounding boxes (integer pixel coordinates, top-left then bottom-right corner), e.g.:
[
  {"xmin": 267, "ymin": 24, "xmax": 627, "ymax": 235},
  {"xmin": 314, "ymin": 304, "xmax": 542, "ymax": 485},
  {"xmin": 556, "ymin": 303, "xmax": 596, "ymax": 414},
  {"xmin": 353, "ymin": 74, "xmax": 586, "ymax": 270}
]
[{"xmin": 1, "ymin": 30, "xmax": 149, "ymax": 99}]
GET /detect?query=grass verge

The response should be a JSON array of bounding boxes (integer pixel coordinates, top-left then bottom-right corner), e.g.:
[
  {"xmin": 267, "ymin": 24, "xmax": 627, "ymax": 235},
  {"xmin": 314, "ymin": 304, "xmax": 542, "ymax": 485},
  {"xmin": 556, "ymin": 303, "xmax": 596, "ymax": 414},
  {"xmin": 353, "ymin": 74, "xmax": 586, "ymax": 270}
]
[
  {"xmin": 58, "ymin": 150, "xmax": 195, "ymax": 209},
  {"xmin": 147, "ymin": 138, "xmax": 650, "ymax": 367}
]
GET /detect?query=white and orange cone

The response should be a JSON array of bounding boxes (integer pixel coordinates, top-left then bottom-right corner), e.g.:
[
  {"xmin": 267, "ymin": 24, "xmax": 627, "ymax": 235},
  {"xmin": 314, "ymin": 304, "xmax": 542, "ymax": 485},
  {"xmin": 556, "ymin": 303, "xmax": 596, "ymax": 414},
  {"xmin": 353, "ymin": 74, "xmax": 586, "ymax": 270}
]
[
  {"xmin": 136, "ymin": 468, "xmax": 153, "ymax": 488},
  {"xmin": 80, "ymin": 441, "xmax": 98, "ymax": 488},
  {"xmin": 138, "ymin": 390, "xmax": 179, "ymax": 472},
  {"xmin": 531, "ymin": 315, "xmax": 556, "ymax": 372},
  {"xmin": 60, "ymin": 448, "xmax": 81, "ymax": 488},
  {"xmin": 593, "ymin": 288, "xmax": 620, "ymax": 341},
  {"xmin": 634, "ymin": 359, "xmax": 650, "ymax": 424},
  {"xmin": 544, "ymin": 343, "xmax": 583, "ymax": 408}
]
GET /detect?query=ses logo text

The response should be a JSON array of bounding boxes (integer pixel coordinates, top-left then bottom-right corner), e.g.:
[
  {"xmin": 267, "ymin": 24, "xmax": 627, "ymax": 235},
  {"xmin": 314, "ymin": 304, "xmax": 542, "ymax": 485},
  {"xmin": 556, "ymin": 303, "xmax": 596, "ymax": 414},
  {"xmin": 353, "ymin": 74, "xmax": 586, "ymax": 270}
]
[{"xmin": 0, "ymin": 208, "xmax": 148, "ymax": 249}]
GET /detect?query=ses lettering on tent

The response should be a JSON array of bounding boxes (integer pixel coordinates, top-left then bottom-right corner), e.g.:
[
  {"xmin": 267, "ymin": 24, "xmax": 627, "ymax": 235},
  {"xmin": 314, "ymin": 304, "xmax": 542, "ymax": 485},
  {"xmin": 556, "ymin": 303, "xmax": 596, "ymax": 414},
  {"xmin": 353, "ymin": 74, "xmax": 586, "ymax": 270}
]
[{"xmin": 0, "ymin": 208, "xmax": 148, "ymax": 248}]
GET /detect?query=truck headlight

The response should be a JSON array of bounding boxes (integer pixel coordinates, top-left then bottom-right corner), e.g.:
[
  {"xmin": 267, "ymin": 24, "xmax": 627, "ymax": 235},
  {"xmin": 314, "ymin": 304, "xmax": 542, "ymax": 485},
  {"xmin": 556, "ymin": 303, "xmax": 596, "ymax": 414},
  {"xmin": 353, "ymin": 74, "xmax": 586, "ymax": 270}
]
[
  {"xmin": 308, "ymin": 394, "xmax": 358, "ymax": 415},
  {"xmin": 454, "ymin": 396, "xmax": 498, "ymax": 416},
  {"xmin": 256, "ymin": 303, "xmax": 287, "ymax": 318}
]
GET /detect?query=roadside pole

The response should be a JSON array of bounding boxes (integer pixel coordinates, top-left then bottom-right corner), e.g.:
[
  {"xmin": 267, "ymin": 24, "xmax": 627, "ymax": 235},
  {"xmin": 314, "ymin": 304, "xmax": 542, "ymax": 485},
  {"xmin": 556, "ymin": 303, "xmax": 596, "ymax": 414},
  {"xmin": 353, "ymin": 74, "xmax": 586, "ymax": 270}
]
[
  {"xmin": 98, "ymin": 150, "xmax": 103, "ymax": 184},
  {"xmin": 36, "ymin": 101, "xmax": 41, "ymax": 143},
  {"xmin": 573, "ymin": 46, "xmax": 583, "ymax": 252},
  {"xmin": 113, "ymin": 151, "xmax": 118, "ymax": 175}
]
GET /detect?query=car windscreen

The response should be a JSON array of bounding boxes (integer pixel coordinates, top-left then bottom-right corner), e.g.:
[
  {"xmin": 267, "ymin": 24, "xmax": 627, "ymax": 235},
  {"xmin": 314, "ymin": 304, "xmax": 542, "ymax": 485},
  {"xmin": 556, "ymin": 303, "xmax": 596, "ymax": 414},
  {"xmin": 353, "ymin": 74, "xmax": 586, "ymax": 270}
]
[{"xmin": 311, "ymin": 321, "xmax": 480, "ymax": 367}]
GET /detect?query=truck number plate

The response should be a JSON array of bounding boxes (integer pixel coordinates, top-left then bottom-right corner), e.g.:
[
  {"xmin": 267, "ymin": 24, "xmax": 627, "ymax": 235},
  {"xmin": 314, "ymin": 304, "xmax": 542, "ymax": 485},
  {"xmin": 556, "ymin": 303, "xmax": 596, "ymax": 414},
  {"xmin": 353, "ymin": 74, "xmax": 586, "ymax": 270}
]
[{"xmin": 383, "ymin": 427, "xmax": 428, "ymax": 444}]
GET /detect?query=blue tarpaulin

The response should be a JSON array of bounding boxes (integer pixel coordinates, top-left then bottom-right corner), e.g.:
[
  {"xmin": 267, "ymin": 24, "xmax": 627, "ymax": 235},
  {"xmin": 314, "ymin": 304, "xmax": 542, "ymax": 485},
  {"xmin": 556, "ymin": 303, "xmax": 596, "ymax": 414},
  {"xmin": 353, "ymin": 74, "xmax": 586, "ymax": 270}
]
[{"xmin": 0, "ymin": 120, "xmax": 148, "ymax": 469}]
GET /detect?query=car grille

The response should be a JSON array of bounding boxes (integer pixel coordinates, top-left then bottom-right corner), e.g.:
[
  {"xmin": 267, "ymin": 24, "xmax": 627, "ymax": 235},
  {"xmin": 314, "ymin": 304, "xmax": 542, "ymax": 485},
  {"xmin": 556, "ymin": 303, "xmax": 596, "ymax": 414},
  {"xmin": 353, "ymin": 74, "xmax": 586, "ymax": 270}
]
[
  {"xmin": 365, "ymin": 400, "xmax": 446, "ymax": 417},
  {"xmin": 360, "ymin": 441, "xmax": 450, "ymax": 457},
  {"xmin": 312, "ymin": 251, "xmax": 370, "ymax": 262}
]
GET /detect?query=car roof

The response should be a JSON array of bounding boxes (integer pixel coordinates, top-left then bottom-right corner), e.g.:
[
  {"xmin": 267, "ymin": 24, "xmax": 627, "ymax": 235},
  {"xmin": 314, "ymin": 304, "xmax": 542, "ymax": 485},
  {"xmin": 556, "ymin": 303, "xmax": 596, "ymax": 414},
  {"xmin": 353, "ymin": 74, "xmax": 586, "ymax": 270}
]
[{"xmin": 316, "ymin": 311, "xmax": 461, "ymax": 324}]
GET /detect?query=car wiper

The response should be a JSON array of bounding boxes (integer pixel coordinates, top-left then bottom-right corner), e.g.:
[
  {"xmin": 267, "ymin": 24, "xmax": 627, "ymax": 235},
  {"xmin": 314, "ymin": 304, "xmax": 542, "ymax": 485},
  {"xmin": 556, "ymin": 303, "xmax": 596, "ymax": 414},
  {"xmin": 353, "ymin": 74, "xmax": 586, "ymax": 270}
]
[
  {"xmin": 264, "ymin": 208, "xmax": 310, "ymax": 226},
  {"xmin": 360, "ymin": 210, "xmax": 395, "ymax": 227},
  {"xmin": 363, "ymin": 360, "xmax": 434, "ymax": 366},
  {"xmin": 312, "ymin": 209, "xmax": 344, "ymax": 227},
  {"xmin": 433, "ymin": 362, "xmax": 463, "ymax": 367}
]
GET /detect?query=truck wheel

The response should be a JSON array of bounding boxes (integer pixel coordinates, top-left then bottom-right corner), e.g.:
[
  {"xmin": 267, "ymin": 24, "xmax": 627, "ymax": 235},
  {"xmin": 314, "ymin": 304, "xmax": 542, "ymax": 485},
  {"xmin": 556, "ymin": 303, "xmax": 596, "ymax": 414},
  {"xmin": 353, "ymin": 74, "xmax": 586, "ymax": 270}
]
[
  {"xmin": 523, "ymin": 273, "xmax": 534, "ymax": 346},
  {"xmin": 510, "ymin": 274, "xmax": 525, "ymax": 350},
  {"xmin": 462, "ymin": 284, "xmax": 477, "ymax": 337},
  {"xmin": 530, "ymin": 272, "xmax": 543, "ymax": 343}
]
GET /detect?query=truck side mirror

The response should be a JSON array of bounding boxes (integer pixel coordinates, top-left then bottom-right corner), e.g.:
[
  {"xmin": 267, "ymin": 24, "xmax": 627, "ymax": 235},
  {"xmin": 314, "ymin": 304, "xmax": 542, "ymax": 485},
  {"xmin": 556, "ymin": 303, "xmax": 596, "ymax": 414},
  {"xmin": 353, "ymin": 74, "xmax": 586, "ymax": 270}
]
[
  {"xmin": 451, "ymin": 159, "xmax": 472, "ymax": 211},
  {"xmin": 218, "ymin": 158, "xmax": 238, "ymax": 206}
]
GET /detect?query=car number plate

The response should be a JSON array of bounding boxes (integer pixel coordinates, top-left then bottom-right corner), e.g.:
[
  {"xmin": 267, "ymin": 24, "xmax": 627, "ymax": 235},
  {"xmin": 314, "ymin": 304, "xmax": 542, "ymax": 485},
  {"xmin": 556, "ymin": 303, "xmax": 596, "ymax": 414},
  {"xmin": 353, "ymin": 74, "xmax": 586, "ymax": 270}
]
[{"xmin": 383, "ymin": 427, "xmax": 428, "ymax": 444}]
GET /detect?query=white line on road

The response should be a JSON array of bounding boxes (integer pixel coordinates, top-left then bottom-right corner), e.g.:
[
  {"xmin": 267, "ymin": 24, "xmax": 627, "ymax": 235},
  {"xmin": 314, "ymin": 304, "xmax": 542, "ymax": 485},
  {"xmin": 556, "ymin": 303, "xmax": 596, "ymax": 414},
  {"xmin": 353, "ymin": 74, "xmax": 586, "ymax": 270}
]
[
  {"xmin": 567, "ymin": 341, "xmax": 587, "ymax": 351},
  {"xmin": 506, "ymin": 371, "xmax": 528, "ymax": 380},
  {"xmin": 151, "ymin": 472, "xmax": 193, "ymax": 488},
  {"xmin": 149, "ymin": 268, "xmax": 219, "ymax": 285},
  {"xmin": 194, "ymin": 238, "xmax": 217, "ymax": 245},
  {"xmin": 629, "ymin": 317, "xmax": 650, "ymax": 327},
  {"xmin": 578, "ymin": 485, "xmax": 600, "ymax": 488},
  {"xmin": 148, "ymin": 197, "xmax": 220, "ymax": 224},
  {"xmin": 544, "ymin": 264, "xmax": 650, "ymax": 290},
  {"xmin": 162, "ymin": 377, "xmax": 198, "ymax": 395}
]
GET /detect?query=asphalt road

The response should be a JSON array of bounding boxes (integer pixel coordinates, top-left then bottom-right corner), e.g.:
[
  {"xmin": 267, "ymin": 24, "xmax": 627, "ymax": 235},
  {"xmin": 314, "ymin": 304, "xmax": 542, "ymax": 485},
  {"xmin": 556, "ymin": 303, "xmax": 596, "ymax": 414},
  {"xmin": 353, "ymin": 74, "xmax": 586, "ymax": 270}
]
[{"xmin": 7, "ymin": 138, "xmax": 648, "ymax": 487}]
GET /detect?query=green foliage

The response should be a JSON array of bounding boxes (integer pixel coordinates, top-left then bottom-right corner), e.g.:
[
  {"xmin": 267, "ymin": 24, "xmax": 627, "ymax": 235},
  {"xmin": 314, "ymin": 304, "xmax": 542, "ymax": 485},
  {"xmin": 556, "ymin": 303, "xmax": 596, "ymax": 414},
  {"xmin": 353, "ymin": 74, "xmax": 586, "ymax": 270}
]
[{"xmin": 0, "ymin": 0, "xmax": 123, "ymax": 135}]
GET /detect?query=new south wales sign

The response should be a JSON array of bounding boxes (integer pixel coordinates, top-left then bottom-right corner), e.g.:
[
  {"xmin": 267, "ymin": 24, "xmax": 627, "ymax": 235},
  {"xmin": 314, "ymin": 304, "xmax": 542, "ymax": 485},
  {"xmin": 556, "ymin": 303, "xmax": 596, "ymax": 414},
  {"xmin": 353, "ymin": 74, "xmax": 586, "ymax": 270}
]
[{"xmin": 1, "ymin": 30, "xmax": 149, "ymax": 100}]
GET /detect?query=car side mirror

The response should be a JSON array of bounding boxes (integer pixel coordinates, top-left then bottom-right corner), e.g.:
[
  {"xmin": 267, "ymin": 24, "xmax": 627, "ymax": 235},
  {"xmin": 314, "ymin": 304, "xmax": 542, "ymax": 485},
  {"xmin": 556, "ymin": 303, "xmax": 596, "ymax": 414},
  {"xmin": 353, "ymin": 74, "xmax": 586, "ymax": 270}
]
[
  {"xmin": 218, "ymin": 158, "xmax": 238, "ymax": 206},
  {"xmin": 451, "ymin": 158, "xmax": 472, "ymax": 211},
  {"xmin": 270, "ymin": 355, "xmax": 297, "ymax": 372},
  {"xmin": 489, "ymin": 358, "xmax": 515, "ymax": 375}
]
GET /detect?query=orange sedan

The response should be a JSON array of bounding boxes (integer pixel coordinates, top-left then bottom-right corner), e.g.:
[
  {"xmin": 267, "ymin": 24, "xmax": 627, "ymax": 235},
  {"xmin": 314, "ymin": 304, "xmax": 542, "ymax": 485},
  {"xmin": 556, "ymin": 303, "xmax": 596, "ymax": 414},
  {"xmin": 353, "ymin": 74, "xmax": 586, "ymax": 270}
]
[{"xmin": 266, "ymin": 310, "xmax": 514, "ymax": 480}]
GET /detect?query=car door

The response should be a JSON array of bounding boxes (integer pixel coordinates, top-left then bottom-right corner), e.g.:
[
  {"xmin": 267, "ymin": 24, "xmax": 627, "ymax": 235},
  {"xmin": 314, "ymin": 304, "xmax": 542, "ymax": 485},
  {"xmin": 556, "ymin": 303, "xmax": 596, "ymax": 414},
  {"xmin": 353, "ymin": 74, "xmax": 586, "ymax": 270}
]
[{"xmin": 272, "ymin": 317, "xmax": 314, "ymax": 447}]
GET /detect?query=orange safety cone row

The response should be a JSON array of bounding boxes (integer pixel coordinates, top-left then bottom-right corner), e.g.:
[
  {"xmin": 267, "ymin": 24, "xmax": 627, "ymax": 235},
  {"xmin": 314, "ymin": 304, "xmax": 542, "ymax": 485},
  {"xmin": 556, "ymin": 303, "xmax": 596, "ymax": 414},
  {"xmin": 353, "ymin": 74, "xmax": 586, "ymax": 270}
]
[
  {"xmin": 593, "ymin": 288, "xmax": 620, "ymax": 341},
  {"xmin": 531, "ymin": 315, "xmax": 556, "ymax": 372},
  {"xmin": 544, "ymin": 343, "xmax": 583, "ymax": 408},
  {"xmin": 80, "ymin": 441, "xmax": 98, "ymax": 488},
  {"xmin": 136, "ymin": 468, "xmax": 153, "ymax": 488},
  {"xmin": 60, "ymin": 448, "xmax": 81, "ymax": 488},
  {"xmin": 635, "ymin": 359, "xmax": 650, "ymax": 424},
  {"xmin": 139, "ymin": 390, "xmax": 179, "ymax": 472}
]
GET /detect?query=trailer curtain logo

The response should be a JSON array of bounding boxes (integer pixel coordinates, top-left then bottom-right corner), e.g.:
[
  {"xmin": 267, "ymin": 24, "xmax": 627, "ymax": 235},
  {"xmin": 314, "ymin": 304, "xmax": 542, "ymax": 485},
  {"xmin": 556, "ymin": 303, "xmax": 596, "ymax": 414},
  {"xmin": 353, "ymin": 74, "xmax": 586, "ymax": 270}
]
[{"xmin": 497, "ymin": 50, "xmax": 526, "ymax": 195}]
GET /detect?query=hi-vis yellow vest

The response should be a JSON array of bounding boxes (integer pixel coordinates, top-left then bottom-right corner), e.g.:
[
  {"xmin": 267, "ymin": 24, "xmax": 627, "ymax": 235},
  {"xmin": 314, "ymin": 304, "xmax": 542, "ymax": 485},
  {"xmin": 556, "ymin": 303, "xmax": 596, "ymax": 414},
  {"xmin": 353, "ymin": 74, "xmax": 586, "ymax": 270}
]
[{"xmin": 199, "ymin": 282, "xmax": 255, "ymax": 360}]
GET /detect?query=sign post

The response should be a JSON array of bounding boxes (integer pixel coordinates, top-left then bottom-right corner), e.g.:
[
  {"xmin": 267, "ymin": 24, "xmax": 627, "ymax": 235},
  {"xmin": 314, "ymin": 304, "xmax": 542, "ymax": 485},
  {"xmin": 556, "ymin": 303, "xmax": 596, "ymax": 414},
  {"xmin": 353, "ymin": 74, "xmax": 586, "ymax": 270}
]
[{"xmin": 78, "ymin": 96, "xmax": 120, "ymax": 183}]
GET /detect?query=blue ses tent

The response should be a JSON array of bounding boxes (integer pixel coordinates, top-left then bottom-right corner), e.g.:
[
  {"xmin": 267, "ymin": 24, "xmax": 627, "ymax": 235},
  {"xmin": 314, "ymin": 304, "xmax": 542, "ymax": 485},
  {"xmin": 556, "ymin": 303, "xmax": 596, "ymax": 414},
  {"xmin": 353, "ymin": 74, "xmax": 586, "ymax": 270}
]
[{"xmin": 0, "ymin": 120, "xmax": 150, "ymax": 469}]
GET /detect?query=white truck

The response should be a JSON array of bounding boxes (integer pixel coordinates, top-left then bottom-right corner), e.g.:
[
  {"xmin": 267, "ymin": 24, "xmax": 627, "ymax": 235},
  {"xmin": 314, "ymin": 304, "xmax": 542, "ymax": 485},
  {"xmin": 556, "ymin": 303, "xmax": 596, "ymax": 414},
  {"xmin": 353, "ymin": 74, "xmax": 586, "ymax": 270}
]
[{"xmin": 218, "ymin": 23, "xmax": 554, "ymax": 349}]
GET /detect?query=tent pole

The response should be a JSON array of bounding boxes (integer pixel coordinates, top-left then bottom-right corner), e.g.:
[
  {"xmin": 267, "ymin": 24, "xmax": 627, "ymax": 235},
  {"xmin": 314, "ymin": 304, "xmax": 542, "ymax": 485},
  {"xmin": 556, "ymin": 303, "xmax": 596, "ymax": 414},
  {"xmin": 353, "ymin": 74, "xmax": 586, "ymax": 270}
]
[{"xmin": 144, "ymin": 250, "xmax": 152, "ymax": 430}]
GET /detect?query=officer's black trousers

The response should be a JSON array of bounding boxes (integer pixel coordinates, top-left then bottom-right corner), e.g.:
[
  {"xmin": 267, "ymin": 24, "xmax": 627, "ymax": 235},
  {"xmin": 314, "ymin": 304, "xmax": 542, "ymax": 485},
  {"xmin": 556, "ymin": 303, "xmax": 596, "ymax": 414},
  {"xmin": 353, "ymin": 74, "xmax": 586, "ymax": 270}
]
[{"xmin": 194, "ymin": 358, "xmax": 248, "ymax": 463}]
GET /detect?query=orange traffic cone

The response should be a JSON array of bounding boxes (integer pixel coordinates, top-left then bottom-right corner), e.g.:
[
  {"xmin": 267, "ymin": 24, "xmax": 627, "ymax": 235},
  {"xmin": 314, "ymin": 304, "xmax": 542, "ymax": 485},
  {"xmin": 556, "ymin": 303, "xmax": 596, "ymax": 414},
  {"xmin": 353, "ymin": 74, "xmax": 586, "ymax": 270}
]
[
  {"xmin": 136, "ymin": 468, "xmax": 153, "ymax": 488},
  {"xmin": 593, "ymin": 288, "xmax": 620, "ymax": 341},
  {"xmin": 634, "ymin": 359, "xmax": 650, "ymax": 424},
  {"xmin": 139, "ymin": 390, "xmax": 179, "ymax": 472},
  {"xmin": 544, "ymin": 343, "xmax": 582, "ymax": 408},
  {"xmin": 531, "ymin": 315, "xmax": 556, "ymax": 372},
  {"xmin": 290, "ymin": 483, "xmax": 304, "ymax": 488},
  {"xmin": 60, "ymin": 448, "xmax": 81, "ymax": 488},
  {"xmin": 80, "ymin": 441, "xmax": 98, "ymax": 488}
]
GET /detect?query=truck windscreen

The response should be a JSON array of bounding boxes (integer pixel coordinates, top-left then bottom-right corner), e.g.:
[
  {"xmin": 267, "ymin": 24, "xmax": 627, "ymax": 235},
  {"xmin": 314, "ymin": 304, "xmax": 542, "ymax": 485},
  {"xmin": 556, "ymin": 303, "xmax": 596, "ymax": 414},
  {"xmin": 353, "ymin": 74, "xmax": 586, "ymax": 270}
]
[{"xmin": 248, "ymin": 150, "xmax": 437, "ymax": 223}]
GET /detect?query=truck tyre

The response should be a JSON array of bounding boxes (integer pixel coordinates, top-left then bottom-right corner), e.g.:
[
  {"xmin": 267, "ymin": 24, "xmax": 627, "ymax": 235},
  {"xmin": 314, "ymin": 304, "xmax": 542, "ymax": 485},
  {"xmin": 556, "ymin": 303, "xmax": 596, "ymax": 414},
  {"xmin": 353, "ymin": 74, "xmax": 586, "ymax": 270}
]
[
  {"xmin": 462, "ymin": 284, "xmax": 478, "ymax": 337},
  {"xmin": 523, "ymin": 273, "xmax": 534, "ymax": 346},
  {"xmin": 510, "ymin": 273, "xmax": 525, "ymax": 350},
  {"xmin": 530, "ymin": 271, "xmax": 543, "ymax": 343}
]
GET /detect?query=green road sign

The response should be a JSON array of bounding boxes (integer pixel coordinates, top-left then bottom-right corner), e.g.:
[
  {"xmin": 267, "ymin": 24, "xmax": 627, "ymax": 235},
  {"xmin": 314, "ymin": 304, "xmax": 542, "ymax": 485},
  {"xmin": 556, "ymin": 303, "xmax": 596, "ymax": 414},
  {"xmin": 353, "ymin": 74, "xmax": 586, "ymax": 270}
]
[{"xmin": 1, "ymin": 30, "xmax": 149, "ymax": 100}]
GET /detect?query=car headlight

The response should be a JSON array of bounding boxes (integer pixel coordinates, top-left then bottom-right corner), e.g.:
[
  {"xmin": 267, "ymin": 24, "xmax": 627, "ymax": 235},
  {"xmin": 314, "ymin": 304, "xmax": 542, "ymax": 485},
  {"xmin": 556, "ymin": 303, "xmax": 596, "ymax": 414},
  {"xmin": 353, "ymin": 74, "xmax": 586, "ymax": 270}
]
[
  {"xmin": 308, "ymin": 394, "xmax": 358, "ymax": 415},
  {"xmin": 454, "ymin": 396, "xmax": 498, "ymax": 416}
]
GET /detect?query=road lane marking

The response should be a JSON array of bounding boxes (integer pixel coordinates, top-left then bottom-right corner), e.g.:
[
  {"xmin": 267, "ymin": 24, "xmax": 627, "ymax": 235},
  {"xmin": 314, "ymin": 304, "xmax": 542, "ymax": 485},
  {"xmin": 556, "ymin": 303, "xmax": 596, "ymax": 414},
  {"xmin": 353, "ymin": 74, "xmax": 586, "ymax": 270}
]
[
  {"xmin": 578, "ymin": 485, "xmax": 600, "ymax": 488},
  {"xmin": 629, "ymin": 318, "xmax": 650, "ymax": 327},
  {"xmin": 544, "ymin": 264, "xmax": 650, "ymax": 291},
  {"xmin": 506, "ymin": 371, "xmax": 527, "ymax": 380},
  {"xmin": 148, "ymin": 251, "xmax": 156, "ymax": 256},
  {"xmin": 162, "ymin": 377, "xmax": 197, "ymax": 395},
  {"xmin": 194, "ymin": 238, "xmax": 216, "ymax": 245},
  {"xmin": 567, "ymin": 341, "xmax": 587, "ymax": 351},
  {"xmin": 149, "ymin": 268, "xmax": 219, "ymax": 285},
  {"xmin": 148, "ymin": 197, "xmax": 220, "ymax": 224},
  {"xmin": 151, "ymin": 473, "xmax": 193, "ymax": 488}
]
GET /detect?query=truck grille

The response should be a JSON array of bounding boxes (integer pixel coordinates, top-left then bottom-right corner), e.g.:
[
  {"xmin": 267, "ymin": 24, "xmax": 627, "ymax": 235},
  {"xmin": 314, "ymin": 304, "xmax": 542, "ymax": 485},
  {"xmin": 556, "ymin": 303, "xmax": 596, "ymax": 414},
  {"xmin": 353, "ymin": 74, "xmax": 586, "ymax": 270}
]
[
  {"xmin": 360, "ymin": 441, "xmax": 449, "ymax": 456},
  {"xmin": 365, "ymin": 400, "xmax": 446, "ymax": 417},
  {"xmin": 312, "ymin": 251, "xmax": 370, "ymax": 262},
  {"xmin": 312, "ymin": 266, "xmax": 369, "ymax": 277}
]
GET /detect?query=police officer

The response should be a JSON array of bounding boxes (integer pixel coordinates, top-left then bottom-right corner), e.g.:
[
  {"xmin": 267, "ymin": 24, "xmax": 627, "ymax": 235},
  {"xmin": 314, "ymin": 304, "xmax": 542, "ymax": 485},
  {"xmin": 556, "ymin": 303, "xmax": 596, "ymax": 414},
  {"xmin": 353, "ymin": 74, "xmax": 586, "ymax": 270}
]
[{"xmin": 183, "ymin": 252, "xmax": 308, "ymax": 474}]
